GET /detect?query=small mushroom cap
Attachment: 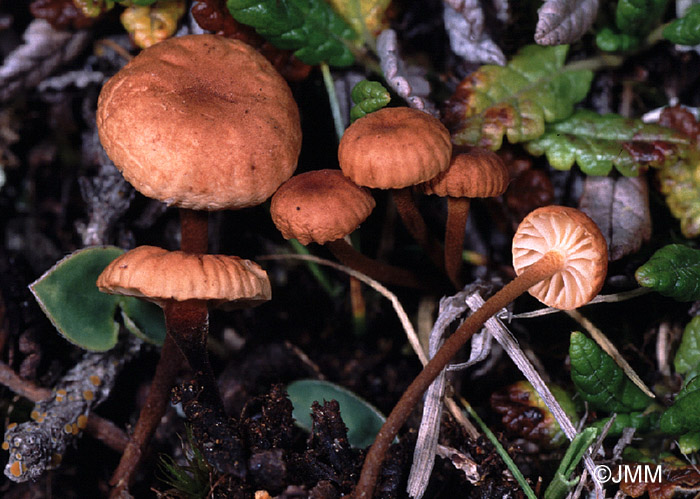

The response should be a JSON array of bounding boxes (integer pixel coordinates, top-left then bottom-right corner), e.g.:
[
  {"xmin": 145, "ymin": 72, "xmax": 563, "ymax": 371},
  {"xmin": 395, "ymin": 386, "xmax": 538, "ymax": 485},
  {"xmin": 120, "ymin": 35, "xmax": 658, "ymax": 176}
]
[
  {"xmin": 97, "ymin": 34, "xmax": 301, "ymax": 211},
  {"xmin": 512, "ymin": 206, "xmax": 608, "ymax": 310},
  {"xmin": 270, "ymin": 169, "xmax": 376, "ymax": 245},
  {"xmin": 97, "ymin": 246, "xmax": 271, "ymax": 308},
  {"xmin": 338, "ymin": 107, "xmax": 452, "ymax": 189},
  {"xmin": 420, "ymin": 148, "xmax": 510, "ymax": 198}
]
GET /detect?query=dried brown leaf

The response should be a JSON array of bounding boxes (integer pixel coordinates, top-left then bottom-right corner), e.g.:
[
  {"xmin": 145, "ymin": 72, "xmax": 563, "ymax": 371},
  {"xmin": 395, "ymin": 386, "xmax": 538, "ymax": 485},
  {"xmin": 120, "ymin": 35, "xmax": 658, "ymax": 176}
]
[{"xmin": 535, "ymin": 0, "xmax": 600, "ymax": 45}]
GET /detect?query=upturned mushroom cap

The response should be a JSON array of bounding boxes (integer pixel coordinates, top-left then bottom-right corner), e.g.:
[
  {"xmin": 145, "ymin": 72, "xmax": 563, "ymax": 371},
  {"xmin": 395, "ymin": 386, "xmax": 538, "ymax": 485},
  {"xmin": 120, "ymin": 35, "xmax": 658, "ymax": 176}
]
[
  {"xmin": 512, "ymin": 206, "xmax": 608, "ymax": 310},
  {"xmin": 97, "ymin": 246, "xmax": 271, "ymax": 308},
  {"xmin": 420, "ymin": 147, "xmax": 510, "ymax": 198},
  {"xmin": 97, "ymin": 34, "xmax": 302, "ymax": 211},
  {"xmin": 338, "ymin": 107, "xmax": 452, "ymax": 189},
  {"xmin": 270, "ymin": 169, "xmax": 376, "ymax": 245}
]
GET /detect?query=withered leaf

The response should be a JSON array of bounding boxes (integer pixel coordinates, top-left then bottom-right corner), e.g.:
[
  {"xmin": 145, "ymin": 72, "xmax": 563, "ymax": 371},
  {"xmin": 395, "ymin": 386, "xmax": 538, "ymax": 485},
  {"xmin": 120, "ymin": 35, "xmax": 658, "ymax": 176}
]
[
  {"xmin": 579, "ymin": 175, "xmax": 651, "ymax": 261},
  {"xmin": 443, "ymin": 1, "xmax": 506, "ymax": 65},
  {"xmin": 535, "ymin": 0, "xmax": 600, "ymax": 45},
  {"xmin": 0, "ymin": 19, "xmax": 91, "ymax": 104},
  {"xmin": 619, "ymin": 461, "xmax": 700, "ymax": 499}
]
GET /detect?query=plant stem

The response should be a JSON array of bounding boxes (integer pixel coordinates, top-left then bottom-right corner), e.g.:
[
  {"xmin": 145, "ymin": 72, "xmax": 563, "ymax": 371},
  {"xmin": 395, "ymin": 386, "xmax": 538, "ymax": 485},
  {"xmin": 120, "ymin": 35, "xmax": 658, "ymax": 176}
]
[
  {"xmin": 320, "ymin": 62, "xmax": 346, "ymax": 141},
  {"xmin": 444, "ymin": 197, "xmax": 470, "ymax": 289},
  {"xmin": 392, "ymin": 187, "xmax": 446, "ymax": 275},
  {"xmin": 353, "ymin": 250, "xmax": 564, "ymax": 497},
  {"xmin": 109, "ymin": 335, "xmax": 183, "ymax": 495},
  {"xmin": 326, "ymin": 238, "xmax": 433, "ymax": 290}
]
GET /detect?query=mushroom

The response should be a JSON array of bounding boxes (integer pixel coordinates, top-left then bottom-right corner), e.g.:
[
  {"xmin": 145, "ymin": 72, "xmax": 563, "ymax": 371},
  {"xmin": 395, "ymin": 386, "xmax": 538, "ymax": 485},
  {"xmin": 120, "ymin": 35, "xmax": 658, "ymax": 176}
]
[
  {"xmin": 419, "ymin": 147, "xmax": 509, "ymax": 288},
  {"xmin": 270, "ymin": 169, "xmax": 425, "ymax": 288},
  {"xmin": 354, "ymin": 206, "xmax": 608, "ymax": 497},
  {"xmin": 338, "ymin": 107, "xmax": 452, "ymax": 273},
  {"xmin": 95, "ymin": 34, "xmax": 301, "ymax": 492}
]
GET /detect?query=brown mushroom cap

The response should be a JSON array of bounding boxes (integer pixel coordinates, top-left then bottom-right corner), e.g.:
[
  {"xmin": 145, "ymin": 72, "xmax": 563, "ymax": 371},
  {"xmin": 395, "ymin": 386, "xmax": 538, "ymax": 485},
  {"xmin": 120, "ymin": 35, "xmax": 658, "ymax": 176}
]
[
  {"xmin": 97, "ymin": 246, "xmax": 271, "ymax": 308},
  {"xmin": 96, "ymin": 34, "xmax": 302, "ymax": 211},
  {"xmin": 270, "ymin": 169, "xmax": 376, "ymax": 245},
  {"xmin": 420, "ymin": 147, "xmax": 510, "ymax": 198},
  {"xmin": 338, "ymin": 107, "xmax": 452, "ymax": 189},
  {"xmin": 512, "ymin": 206, "xmax": 608, "ymax": 310}
]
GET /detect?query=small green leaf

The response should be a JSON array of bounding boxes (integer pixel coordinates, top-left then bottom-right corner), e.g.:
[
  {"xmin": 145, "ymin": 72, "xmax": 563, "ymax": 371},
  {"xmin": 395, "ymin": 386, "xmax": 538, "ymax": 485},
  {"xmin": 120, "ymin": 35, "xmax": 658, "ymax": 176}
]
[
  {"xmin": 675, "ymin": 316, "xmax": 700, "ymax": 375},
  {"xmin": 227, "ymin": 0, "xmax": 357, "ymax": 67},
  {"xmin": 591, "ymin": 411, "xmax": 660, "ymax": 437},
  {"xmin": 595, "ymin": 27, "xmax": 640, "ymax": 52},
  {"xmin": 616, "ymin": 0, "xmax": 669, "ymax": 36},
  {"xmin": 679, "ymin": 431, "xmax": 700, "ymax": 453},
  {"xmin": 30, "ymin": 247, "xmax": 165, "ymax": 351},
  {"xmin": 446, "ymin": 44, "xmax": 592, "ymax": 149},
  {"xmin": 635, "ymin": 244, "xmax": 700, "ymax": 301},
  {"xmin": 524, "ymin": 110, "xmax": 689, "ymax": 176},
  {"xmin": 286, "ymin": 379, "xmax": 386, "ymax": 448},
  {"xmin": 350, "ymin": 80, "xmax": 390, "ymax": 122},
  {"xmin": 660, "ymin": 386, "xmax": 700, "ymax": 434},
  {"xmin": 664, "ymin": 4, "xmax": 700, "ymax": 45},
  {"xmin": 570, "ymin": 332, "xmax": 653, "ymax": 413}
]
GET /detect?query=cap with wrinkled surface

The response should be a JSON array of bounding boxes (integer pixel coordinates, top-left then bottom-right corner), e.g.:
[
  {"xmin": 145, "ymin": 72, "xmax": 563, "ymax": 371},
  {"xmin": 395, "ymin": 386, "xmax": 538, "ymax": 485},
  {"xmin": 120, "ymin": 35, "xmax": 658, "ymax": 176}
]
[
  {"xmin": 270, "ymin": 169, "xmax": 376, "ymax": 245},
  {"xmin": 97, "ymin": 246, "xmax": 271, "ymax": 308},
  {"xmin": 420, "ymin": 147, "xmax": 509, "ymax": 198},
  {"xmin": 512, "ymin": 206, "xmax": 608, "ymax": 310},
  {"xmin": 97, "ymin": 34, "xmax": 301, "ymax": 211},
  {"xmin": 338, "ymin": 107, "xmax": 452, "ymax": 189}
]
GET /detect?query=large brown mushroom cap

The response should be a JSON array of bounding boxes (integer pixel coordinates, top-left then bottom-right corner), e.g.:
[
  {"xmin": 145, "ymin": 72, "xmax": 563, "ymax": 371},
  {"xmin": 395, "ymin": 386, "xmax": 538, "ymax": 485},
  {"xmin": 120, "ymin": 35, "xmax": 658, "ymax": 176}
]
[
  {"xmin": 97, "ymin": 246, "xmax": 271, "ymax": 308},
  {"xmin": 420, "ymin": 147, "xmax": 509, "ymax": 198},
  {"xmin": 270, "ymin": 169, "xmax": 376, "ymax": 245},
  {"xmin": 97, "ymin": 34, "xmax": 302, "ymax": 211},
  {"xmin": 512, "ymin": 206, "xmax": 608, "ymax": 310},
  {"xmin": 338, "ymin": 107, "xmax": 452, "ymax": 189}
]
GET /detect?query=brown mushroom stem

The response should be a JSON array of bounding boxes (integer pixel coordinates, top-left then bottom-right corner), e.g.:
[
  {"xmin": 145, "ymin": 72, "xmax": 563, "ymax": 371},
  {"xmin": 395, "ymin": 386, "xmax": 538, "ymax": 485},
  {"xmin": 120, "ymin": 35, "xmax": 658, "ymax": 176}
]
[
  {"xmin": 444, "ymin": 197, "xmax": 470, "ymax": 289},
  {"xmin": 392, "ymin": 187, "xmax": 446, "ymax": 275},
  {"xmin": 180, "ymin": 208, "xmax": 209, "ymax": 254},
  {"xmin": 353, "ymin": 250, "xmax": 565, "ymax": 498},
  {"xmin": 326, "ymin": 238, "xmax": 427, "ymax": 290},
  {"xmin": 109, "ymin": 335, "xmax": 183, "ymax": 495}
]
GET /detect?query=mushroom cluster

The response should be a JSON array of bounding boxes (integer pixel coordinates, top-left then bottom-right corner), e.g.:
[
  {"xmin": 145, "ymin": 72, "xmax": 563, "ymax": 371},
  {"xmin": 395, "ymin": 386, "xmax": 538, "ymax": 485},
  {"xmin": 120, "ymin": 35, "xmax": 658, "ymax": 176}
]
[{"xmin": 94, "ymin": 34, "xmax": 301, "ymax": 491}]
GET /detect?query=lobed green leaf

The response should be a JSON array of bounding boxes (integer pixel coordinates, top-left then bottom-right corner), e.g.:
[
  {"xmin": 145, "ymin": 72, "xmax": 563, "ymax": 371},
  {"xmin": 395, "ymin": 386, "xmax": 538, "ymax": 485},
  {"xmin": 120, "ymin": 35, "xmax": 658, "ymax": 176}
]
[
  {"xmin": 524, "ymin": 110, "xmax": 690, "ymax": 176},
  {"xmin": 349, "ymin": 80, "xmax": 390, "ymax": 122},
  {"xmin": 663, "ymin": 4, "xmax": 700, "ymax": 46},
  {"xmin": 595, "ymin": 27, "xmax": 640, "ymax": 52},
  {"xmin": 227, "ymin": 0, "xmax": 357, "ymax": 66},
  {"xmin": 30, "ymin": 247, "xmax": 165, "ymax": 351},
  {"xmin": 445, "ymin": 44, "xmax": 592, "ymax": 149},
  {"xmin": 635, "ymin": 244, "xmax": 700, "ymax": 301},
  {"xmin": 660, "ymin": 386, "xmax": 700, "ymax": 434},
  {"xmin": 591, "ymin": 411, "xmax": 659, "ymax": 437},
  {"xmin": 674, "ymin": 316, "xmax": 700, "ymax": 374},
  {"xmin": 286, "ymin": 379, "xmax": 386, "ymax": 448},
  {"xmin": 569, "ymin": 332, "xmax": 653, "ymax": 413}
]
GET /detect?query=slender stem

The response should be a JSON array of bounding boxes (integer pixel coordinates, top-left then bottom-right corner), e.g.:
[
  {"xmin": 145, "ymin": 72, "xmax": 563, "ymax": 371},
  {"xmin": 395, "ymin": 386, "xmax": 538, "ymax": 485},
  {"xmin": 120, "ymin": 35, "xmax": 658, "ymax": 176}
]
[
  {"xmin": 392, "ymin": 188, "xmax": 446, "ymax": 275},
  {"xmin": 180, "ymin": 208, "xmax": 208, "ymax": 254},
  {"xmin": 326, "ymin": 238, "xmax": 434, "ymax": 290},
  {"xmin": 444, "ymin": 197, "xmax": 470, "ymax": 289},
  {"xmin": 109, "ymin": 335, "xmax": 183, "ymax": 495},
  {"xmin": 320, "ymin": 62, "xmax": 346, "ymax": 141},
  {"xmin": 353, "ymin": 251, "xmax": 564, "ymax": 498}
]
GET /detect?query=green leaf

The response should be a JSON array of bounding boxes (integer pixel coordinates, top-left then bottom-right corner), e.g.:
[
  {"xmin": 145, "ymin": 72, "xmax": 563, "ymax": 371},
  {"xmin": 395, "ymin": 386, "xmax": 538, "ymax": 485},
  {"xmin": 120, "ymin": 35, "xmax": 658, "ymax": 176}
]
[
  {"xmin": 595, "ymin": 27, "xmax": 640, "ymax": 52},
  {"xmin": 635, "ymin": 244, "xmax": 700, "ymax": 301},
  {"xmin": 658, "ymin": 156, "xmax": 700, "ymax": 238},
  {"xmin": 226, "ymin": 0, "xmax": 357, "ymax": 67},
  {"xmin": 674, "ymin": 317, "xmax": 700, "ymax": 375},
  {"xmin": 664, "ymin": 4, "xmax": 700, "ymax": 45},
  {"xmin": 446, "ymin": 44, "xmax": 592, "ymax": 149},
  {"xmin": 30, "ymin": 247, "xmax": 166, "ymax": 351},
  {"xmin": 570, "ymin": 332, "xmax": 653, "ymax": 413},
  {"xmin": 616, "ymin": 0, "xmax": 669, "ymax": 36},
  {"xmin": 591, "ymin": 411, "xmax": 660, "ymax": 437},
  {"xmin": 544, "ymin": 427, "xmax": 597, "ymax": 499},
  {"xmin": 679, "ymin": 431, "xmax": 700, "ymax": 453},
  {"xmin": 350, "ymin": 80, "xmax": 390, "ymax": 122},
  {"xmin": 524, "ymin": 110, "xmax": 690, "ymax": 176},
  {"xmin": 286, "ymin": 379, "xmax": 386, "ymax": 448},
  {"xmin": 660, "ymin": 385, "xmax": 700, "ymax": 434}
]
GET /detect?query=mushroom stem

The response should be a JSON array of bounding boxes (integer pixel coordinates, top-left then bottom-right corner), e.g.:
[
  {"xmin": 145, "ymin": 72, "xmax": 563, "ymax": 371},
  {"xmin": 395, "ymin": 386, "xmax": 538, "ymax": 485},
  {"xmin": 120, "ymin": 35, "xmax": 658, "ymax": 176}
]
[
  {"xmin": 109, "ymin": 335, "xmax": 183, "ymax": 495},
  {"xmin": 392, "ymin": 187, "xmax": 446, "ymax": 274},
  {"xmin": 180, "ymin": 208, "xmax": 209, "ymax": 254},
  {"xmin": 353, "ymin": 250, "xmax": 565, "ymax": 498},
  {"xmin": 444, "ymin": 197, "xmax": 470, "ymax": 289},
  {"xmin": 326, "ymin": 238, "xmax": 435, "ymax": 290}
]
